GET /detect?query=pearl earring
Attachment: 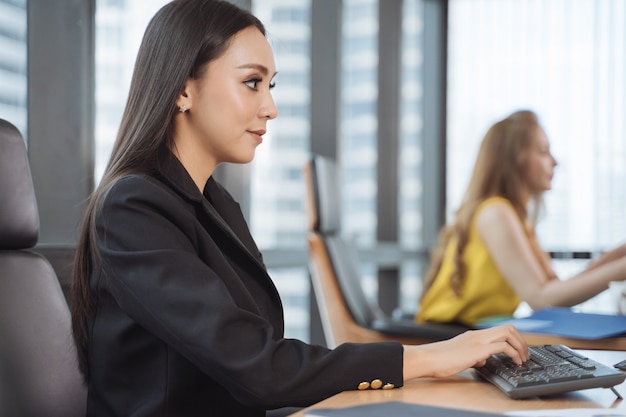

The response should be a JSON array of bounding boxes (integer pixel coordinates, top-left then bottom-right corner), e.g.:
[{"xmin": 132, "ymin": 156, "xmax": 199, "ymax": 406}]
[{"xmin": 179, "ymin": 104, "xmax": 188, "ymax": 113}]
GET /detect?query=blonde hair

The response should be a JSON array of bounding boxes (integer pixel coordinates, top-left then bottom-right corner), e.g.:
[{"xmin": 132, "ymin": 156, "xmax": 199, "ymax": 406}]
[{"xmin": 423, "ymin": 110, "xmax": 557, "ymax": 296}]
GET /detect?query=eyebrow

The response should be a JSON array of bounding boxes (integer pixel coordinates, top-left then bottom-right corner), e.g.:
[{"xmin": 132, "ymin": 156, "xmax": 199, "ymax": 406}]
[{"xmin": 236, "ymin": 63, "xmax": 278, "ymax": 78}]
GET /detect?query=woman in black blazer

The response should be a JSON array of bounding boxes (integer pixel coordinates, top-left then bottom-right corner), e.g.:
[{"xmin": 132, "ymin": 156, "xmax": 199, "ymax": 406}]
[{"xmin": 70, "ymin": 1, "xmax": 529, "ymax": 416}]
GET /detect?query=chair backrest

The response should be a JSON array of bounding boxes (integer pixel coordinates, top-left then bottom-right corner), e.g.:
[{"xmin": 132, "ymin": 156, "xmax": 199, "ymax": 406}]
[
  {"xmin": 305, "ymin": 156, "xmax": 384, "ymax": 347},
  {"xmin": 305, "ymin": 155, "xmax": 385, "ymax": 327},
  {"xmin": 304, "ymin": 154, "xmax": 471, "ymax": 348},
  {"xmin": 0, "ymin": 119, "xmax": 87, "ymax": 417},
  {"xmin": 306, "ymin": 155, "xmax": 341, "ymax": 236}
]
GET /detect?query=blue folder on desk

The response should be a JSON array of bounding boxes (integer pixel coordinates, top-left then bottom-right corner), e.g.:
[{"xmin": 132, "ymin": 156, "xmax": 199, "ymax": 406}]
[{"xmin": 478, "ymin": 307, "xmax": 626, "ymax": 340}]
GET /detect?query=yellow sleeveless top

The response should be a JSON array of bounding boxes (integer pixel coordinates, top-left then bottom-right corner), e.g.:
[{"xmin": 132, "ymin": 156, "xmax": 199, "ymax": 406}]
[{"xmin": 417, "ymin": 197, "xmax": 522, "ymax": 326}]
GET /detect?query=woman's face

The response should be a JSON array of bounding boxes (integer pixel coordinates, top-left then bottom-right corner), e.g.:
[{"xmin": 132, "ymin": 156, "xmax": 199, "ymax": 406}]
[
  {"xmin": 522, "ymin": 125, "xmax": 558, "ymax": 195},
  {"xmin": 177, "ymin": 26, "xmax": 278, "ymax": 168}
]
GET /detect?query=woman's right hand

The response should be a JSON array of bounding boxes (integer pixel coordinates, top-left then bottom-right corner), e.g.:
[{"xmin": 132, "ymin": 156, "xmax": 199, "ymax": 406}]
[{"xmin": 402, "ymin": 324, "xmax": 529, "ymax": 381}]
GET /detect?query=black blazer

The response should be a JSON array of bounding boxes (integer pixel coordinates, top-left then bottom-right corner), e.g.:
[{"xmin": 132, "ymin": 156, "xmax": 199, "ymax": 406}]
[{"xmin": 86, "ymin": 149, "xmax": 403, "ymax": 417}]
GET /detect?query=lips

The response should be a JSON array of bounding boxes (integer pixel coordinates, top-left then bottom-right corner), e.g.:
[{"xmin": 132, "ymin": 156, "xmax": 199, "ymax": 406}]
[
  {"xmin": 247, "ymin": 129, "xmax": 265, "ymax": 143},
  {"xmin": 248, "ymin": 129, "xmax": 266, "ymax": 136}
]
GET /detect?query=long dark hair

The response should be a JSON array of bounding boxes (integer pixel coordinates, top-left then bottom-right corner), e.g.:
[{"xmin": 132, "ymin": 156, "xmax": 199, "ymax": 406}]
[{"xmin": 71, "ymin": 0, "xmax": 265, "ymax": 379}]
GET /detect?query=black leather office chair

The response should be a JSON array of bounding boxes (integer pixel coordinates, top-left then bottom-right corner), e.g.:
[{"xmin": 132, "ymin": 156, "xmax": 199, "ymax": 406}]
[
  {"xmin": 0, "ymin": 119, "xmax": 87, "ymax": 417},
  {"xmin": 304, "ymin": 154, "xmax": 468, "ymax": 348}
]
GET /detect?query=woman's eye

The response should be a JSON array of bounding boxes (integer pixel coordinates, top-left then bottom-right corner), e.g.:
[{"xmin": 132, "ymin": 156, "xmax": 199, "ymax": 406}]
[
  {"xmin": 244, "ymin": 78, "xmax": 276, "ymax": 90},
  {"xmin": 244, "ymin": 78, "xmax": 261, "ymax": 90}
]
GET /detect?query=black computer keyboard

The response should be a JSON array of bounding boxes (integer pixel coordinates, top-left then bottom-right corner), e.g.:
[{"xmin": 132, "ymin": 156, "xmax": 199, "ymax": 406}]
[{"xmin": 474, "ymin": 344, "xmax": 626, "ymax": 399}]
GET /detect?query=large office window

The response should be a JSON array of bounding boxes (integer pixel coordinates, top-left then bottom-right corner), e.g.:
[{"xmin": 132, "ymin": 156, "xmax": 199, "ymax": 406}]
[
  {"xmin": 448, "ymin": 0, "xmax": 626, "ymax": 252},
  {"xmin": 95, "ymin": 0, "xmax": 169, "ymax": 181},
  {"xmin": 0, "ymin": 0, "xmax": 27, "ymax": 138},
  {"xmin": 339, "ymin": 0, "xmax": 380, "ymax": 300},
  {"xmin": 399, "ymin": 0, "xmax": 425, "ymax": 311},
  {"xmin": 250, "ymin": 0, "xmax": 312, "ymax": 341},
  {"xmin": 399, "ymin": 0, "xmax": 424, "ymax": 251},
  {"xmin": 249, "ymin": 0, "xmax": 311, "ymax": 250},
  {"xmin": 340, "ymin": 0, "xmax": 379, "ymax": 246},
  {"xmin": 18, "ymin": 0, "xmax": 626, "ymax": 338}
]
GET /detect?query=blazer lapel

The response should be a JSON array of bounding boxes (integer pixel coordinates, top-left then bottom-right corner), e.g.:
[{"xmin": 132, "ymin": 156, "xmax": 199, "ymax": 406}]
[
  {"xmin": 154, "ymin": 148, "xmax": 280, "ymax": 301},
  {"xmin": 200, "ymin": 180, "xmax": 283, "ymax": 308},
  {"xmin": 202, "ymin": 178, "xmax": 264, "ymax": 263}
]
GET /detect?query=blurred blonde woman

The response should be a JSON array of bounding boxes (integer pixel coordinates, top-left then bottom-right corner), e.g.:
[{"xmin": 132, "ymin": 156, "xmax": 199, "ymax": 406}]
[{"xmin": 417, "ymin": 110, "xmax": 626, "ymax": 327}]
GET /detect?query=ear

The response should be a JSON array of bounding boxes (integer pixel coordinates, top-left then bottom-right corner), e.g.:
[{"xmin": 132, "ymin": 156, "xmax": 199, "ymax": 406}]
[{"xmin": 176, "ymin": 78, "xmax": 195, "ymax": 110}]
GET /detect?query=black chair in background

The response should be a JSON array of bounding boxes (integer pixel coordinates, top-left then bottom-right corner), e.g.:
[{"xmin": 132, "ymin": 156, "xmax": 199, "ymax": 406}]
[
  {"xmin": 0, "ymin": 119, "xmax": 87, "ymax": 417},
  {"xmin": 304, "ymin": 154, "xmax": 468, "ymax": 348}
]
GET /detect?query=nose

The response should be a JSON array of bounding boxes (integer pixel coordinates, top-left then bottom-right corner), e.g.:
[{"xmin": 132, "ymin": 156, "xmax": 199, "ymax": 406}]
[{"xmin": 260, "ymin": 90, "xmax": 278, "ymax": 120}]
